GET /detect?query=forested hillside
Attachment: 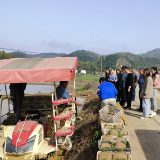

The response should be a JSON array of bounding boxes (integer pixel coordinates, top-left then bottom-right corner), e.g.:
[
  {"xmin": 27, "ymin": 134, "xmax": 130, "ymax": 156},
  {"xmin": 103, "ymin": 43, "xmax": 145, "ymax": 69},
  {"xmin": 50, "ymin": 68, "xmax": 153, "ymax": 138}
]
[
  {"xmin": 1, "ymin": 49, "xmax": 160, "ymax": 73},
  {"xmin": 65, "ymin": 50, "xmax": 100, "ymax": 62},
  {"xmin": 103, "ymin": 52, "xmax": 160, "ymax": 70},
  {"xmin": 74, "ymin": 51, "xmax": 160, "ymax": 73},
  {"xmin": 11, "ymin": 52, "xmax": 66, "ymax": 58},
  {"xmin": 141, "ymin": 48, "xmax": 160, "ymax": 58},
  {"xmin": 0, "ymin": 50, "xmax": 14, "ymax": 59}
]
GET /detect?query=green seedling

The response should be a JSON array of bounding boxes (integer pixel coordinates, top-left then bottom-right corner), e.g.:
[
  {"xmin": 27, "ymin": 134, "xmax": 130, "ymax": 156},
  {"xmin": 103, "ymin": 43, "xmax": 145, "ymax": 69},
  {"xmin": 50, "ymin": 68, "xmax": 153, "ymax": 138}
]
[
  {"xmin": 105, "ymin": 124, "xmax": 108, "ymax": 127},
  {"xmin": 124, "ymin": 141, "xmax": 130, "ymax": 148},
  {"xmin": 91, "ymin": 129, "xmax": 102, "ymax": 147},
  {"xmin": 102, "ymin": 148, "xmax": 109, "ymax": 152},
  {"xmin": 116, "ymin": 149, "xmax": 123, "ymax": 153},
  {"xmin": 118, "ymin": 134, "xmax": 123, "ymax": 137},
  {"xmin": 111, "ymin": 143, "xmax": 115, "ymax": 148}
]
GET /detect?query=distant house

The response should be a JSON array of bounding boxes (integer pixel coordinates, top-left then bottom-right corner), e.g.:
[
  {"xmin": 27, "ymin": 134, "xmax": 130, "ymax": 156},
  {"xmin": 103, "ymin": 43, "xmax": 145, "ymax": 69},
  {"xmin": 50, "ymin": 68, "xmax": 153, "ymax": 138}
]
[
  {"xmin": 80, "ymin": 70, "xmax": 87, "ymax": 74},
  {"xmin": 94, "ymin": 71, "xmax": 100, "ymax": 75}
]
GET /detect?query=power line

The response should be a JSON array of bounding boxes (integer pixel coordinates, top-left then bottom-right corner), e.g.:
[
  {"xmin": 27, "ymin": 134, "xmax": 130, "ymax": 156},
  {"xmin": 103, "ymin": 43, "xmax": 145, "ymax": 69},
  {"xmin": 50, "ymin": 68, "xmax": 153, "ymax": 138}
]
[{"xmin": 0, "ymin": 47, "xmax": 42, "ymax": 54}]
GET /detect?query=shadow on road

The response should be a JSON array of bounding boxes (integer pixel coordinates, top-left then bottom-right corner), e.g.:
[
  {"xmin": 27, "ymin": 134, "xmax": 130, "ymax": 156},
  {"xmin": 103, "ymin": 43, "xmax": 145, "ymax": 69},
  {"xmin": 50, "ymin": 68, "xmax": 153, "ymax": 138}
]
[
  {"xmin": 135, "ymin": 129, "xmax": 160, "ymax": 160},
  {"xmin": 156, "ymin": 109, "xmax": 160, "ymax": 116},
  {"xmin": 124, "ymin": 108, "xmax": 142, "ymax": 118}
]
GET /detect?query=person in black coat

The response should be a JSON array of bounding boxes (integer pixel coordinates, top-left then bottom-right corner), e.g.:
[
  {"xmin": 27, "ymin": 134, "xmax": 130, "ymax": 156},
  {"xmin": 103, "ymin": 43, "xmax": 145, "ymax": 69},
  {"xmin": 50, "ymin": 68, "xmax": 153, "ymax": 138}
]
[
  {"xmin": 124, "ymin": 67, "xmax": 133, "ymax": 110},
  {"xmin": 105, "ymin": 68, "xmax": 110, "ymax": 82},
  {"xmin": 116, "ymin": 69, "xmax": 121, "ymax": 101},
  {"xmin": 10, "ymin": 83, "xmax": 27, "ymax": 123}
]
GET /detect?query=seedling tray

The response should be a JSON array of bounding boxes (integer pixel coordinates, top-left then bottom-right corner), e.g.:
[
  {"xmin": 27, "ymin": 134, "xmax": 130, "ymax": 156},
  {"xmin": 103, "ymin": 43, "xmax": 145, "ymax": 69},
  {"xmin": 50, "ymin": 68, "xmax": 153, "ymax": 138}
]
[
  {"xmin": 96, "ymin": 151, "xmax": 132, "ymax": 160},
  {"xmin": 98, "ymin": 140, "xmax": 131, "ymax": 152},
  {"xmin": 99, "ymin": 106, "xmax": 122, "ymax": 123},
  {"xmin": 101, "ymin": 135, "xmax": 129, "ymax": 142},
  {"xmin": 103, "ymin": 129, "xmax": 130, "ymax": 140},
  {"xmin": 101, "ymin": 122, "xmax": 125, "ymax": 135}
]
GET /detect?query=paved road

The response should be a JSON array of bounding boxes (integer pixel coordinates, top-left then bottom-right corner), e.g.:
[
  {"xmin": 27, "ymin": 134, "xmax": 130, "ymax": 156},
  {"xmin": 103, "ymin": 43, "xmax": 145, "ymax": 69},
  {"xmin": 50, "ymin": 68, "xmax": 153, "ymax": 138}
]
[{"xmin": 124, "ymin": 87, "xmax": 160, "ymax": 160}]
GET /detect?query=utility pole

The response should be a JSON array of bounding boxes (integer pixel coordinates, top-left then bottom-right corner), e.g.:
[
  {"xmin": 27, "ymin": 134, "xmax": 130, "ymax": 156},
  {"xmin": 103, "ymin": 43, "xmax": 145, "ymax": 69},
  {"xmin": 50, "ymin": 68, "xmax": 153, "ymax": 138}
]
[{"xmin": 101, "ymin": 56, "xmax": 102, "ymax": 76}]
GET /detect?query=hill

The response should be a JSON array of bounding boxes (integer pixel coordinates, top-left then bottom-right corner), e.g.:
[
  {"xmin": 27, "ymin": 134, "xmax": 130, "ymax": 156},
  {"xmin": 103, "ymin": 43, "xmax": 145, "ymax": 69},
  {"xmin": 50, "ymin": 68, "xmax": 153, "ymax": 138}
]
[
  {"xmin": 2, "ymin": 49, "xmax": 160, "ymax": 73},
  {"xmin": 11, "ymin": 52, "xmax": 66, "ymax": 58},
  {"xmin": 0, "ymin": 50, "xmax": 14, "ymax": 59},
  {"xmin": 66, "ymin": 51, "xmax": 160, "ymax": 72},
  {"xmin": 141, "ymin": 48, "xmax": 160, "ymax": 58},
  {"xmin": 64, "ymin": 50, "xmax": 101, "ymax": 62},
  {"xmin": 103, "ymin": 52, "xmax": 160, "ymax": 70}
]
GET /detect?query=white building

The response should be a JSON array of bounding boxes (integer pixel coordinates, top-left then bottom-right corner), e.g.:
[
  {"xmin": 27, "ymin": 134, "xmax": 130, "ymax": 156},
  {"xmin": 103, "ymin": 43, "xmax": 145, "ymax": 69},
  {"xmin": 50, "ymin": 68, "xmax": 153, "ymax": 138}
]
[{"xmin": 80, "ymin": 70, "xmax": 87, "ymax": 74}]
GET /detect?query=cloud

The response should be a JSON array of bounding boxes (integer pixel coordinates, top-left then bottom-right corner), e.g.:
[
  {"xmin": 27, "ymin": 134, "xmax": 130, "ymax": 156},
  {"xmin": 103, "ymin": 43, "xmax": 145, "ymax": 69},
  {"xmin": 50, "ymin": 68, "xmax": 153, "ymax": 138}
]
[
  {"xmin": 42, "ymin": 40, "xmax": 114, "ymax": 55},
  {"xmin": 42, "ymin": 40, "xmax": 78, "ymax": 53}
]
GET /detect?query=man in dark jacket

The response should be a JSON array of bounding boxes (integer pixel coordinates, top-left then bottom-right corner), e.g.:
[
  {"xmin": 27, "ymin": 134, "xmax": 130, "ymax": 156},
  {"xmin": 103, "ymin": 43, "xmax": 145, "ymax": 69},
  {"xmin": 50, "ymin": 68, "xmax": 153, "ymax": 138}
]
[
  {"xmin": 97, "ymin": 77, "xmax": 118, "ymax": 109},
  {"xmin": 119, "ymin": 66, "xmax": 127, "ymax": 107},
  {"xmin": 10, "ymin": 83, "xmax": 27, "ymax": 123},
  {"xmin": 124, "ymin": 67, "xmax": 133, "ymax": 110}
]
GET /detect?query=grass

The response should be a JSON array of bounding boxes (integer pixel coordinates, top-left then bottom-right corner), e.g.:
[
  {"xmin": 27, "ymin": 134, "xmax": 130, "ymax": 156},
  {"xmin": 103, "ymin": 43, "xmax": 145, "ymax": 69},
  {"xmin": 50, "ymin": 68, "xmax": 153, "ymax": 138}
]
[
  {"xmin": 76, "ymin": 74, "xmax": 100, "ymax": 81},
  {"xmin": 76, "ymin": 88, "xmax": 87, "ymax": 92}
]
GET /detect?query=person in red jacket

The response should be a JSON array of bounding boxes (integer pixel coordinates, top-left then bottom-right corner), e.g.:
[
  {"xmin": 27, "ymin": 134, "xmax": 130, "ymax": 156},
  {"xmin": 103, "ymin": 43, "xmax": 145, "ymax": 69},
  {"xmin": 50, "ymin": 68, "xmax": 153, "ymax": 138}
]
[{"xmin": 150, "ymin": 67, "xmax": 160, "ymax": 116}]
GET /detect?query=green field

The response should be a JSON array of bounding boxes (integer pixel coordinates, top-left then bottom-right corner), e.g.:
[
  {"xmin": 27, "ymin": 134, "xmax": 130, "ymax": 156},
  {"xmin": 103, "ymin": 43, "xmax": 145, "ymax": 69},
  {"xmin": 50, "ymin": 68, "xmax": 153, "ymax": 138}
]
[{"xmin": 75, "ymin": 74, "xmax": 100, "ymax": 81}]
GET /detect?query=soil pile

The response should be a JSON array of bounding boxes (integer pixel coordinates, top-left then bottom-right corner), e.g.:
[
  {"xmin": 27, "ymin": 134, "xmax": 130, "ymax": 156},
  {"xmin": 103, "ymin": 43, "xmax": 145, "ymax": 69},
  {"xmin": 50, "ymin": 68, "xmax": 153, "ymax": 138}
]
[
  {"xmin": 114, "ymin": 125, "xmax": 122, "ymax": 129},
  {"xmin": 114, "ymin": 142, "xmax": 126, "ymax": 148},
  {"xmin": 98, "ymin": 152, "xmax": 112, "ymax": 160},
  {"xmin": 116, "ymin": 137, "xmax": 125, "ymax": 141},
  {"xmin": 65, "ymin": 95, "xmax": 101, "ymax": 160},
  {"xmin": 102, "ymin": 135, "xmax": 115, "ymax": 141},
  {"xmin": 109, "ymin": 130, "xmax": 118, "ymax": 136},
  {"xmin": 83, "ymin": 81, "xmax": 98, "ymax": 90},
  {"xmin": 100, "ymin": 143, "xmax": 111, "ymax": 149},
  {"xmin": 120, "ymin": 130, "xmax": 128, "ymax": 135},
  {"xmin": 105, "ymin": 125, "xmax": 114, "ymax": 129},
  {"xmin": 113, "ymin": 152, "xmax": 127, "ymax": 160}
]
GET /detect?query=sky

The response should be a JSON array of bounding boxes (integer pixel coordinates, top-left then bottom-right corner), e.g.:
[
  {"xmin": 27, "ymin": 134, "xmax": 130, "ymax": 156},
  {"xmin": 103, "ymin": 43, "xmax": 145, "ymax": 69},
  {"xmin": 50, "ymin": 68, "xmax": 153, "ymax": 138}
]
[{"xmin": 0, "ymin": 0, "xmax": 160, "ymax": 55}]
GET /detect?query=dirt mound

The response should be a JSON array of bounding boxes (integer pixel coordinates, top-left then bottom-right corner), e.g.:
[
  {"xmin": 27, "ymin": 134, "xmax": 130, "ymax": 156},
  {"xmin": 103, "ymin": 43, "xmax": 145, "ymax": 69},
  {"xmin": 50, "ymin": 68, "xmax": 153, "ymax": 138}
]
[
  {"xmin": 114, "ymin": 142, "xmax": 126, "ymax": 148},
  {"xmin": 102, "ymin": 135, "xmax": 115, "ymax": 141},
  {"xmin": 120, "ymin": 130, "xmax": 128, "ymax": 135},
  {"xmin": 104, "ymin": 125, "xmax": 114, "ymax": 129},
  {"xmin": 109, "ymin": 130, "xmax": 118, "ymax": 136},
  {"xmin": 100, "ymin": 143, "xmax": 111, "ymax": 149},
  {"xmin": 83, "ymin": 81, "xmax": 98, "ymax": 90},
  {"xmin": 114, "ymin": 125, "xmax": 123, "ymax": 129},
  {"xmin": 98, "ymin": 152, "xmax": 112, "ymax": 160},
  {"xmin": 116, "ymin": 137, "xmax": 125, "ymax": 141},
  {"xmin": 65, "ymin": 97, "xmax": 100, "ymax": 160},
  {"xmin": 113, "ymin": 152, "xmax": 127, "ymax": 160}
]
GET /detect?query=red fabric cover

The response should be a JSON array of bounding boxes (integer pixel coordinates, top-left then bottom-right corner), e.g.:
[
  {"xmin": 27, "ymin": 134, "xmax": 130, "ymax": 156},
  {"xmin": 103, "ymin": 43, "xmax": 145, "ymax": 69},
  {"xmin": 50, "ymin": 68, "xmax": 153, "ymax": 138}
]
[
  {"xmin": 12, "ymin": 121, "xmax": 38, "ymax": 147},
  {"xmin": 55, "ymin": 125, "xmax": 75, "ymax": 137},
  {"xmin": 52, "ymin": 97, "xmax": 72, "ymax": 105},
  {"xmin": 54, "ymin": 111, "xmax": 74, "ymax": 121},
  {"xmin": 0, "ymin": 57, "xmax": 78, "ymax": 83}
]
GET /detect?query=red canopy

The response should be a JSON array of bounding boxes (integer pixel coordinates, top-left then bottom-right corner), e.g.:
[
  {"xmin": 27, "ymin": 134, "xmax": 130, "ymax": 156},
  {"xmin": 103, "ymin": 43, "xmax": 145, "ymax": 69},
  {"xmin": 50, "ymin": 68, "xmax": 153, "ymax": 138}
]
[{"xmin": 0, "ymin": 57, "xmax": 78, "ymax": 83}]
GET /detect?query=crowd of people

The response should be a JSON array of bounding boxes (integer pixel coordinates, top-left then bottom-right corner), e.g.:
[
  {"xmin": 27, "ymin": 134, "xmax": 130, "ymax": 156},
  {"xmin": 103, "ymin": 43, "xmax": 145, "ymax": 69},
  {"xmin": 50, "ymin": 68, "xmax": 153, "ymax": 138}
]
[{"xmin": 97, "ymin": 66, "xmax": 160, "ymax": 119}]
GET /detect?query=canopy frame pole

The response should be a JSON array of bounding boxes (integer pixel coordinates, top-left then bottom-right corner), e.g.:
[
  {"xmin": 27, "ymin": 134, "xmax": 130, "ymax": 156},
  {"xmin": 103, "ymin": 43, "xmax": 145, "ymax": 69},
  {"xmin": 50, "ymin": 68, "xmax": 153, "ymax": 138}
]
[
  {"xmin": 72, "ymin": 71, "xmax": 76, "ymax": 124},
  {"xmin": 5, "ymin": 84, "xmax": 10, "ymax": 113},
  {"xmin": 0, "ymin": 84, "xmax": 10, "ymax": 130},
  {"xmin": 53, "ymin": 82, "xmax": 58, "ymax": 151}
]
